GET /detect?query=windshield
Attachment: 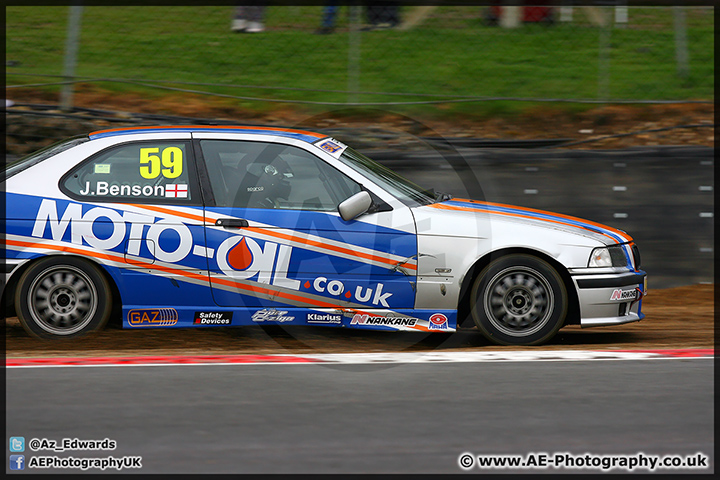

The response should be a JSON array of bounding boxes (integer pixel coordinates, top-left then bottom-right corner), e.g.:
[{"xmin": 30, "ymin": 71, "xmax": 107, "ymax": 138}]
[
  {"xmin": 4, "ymin": 135, "xmax": 89, "ymax": 180},
  {"xmin": 338, "ymin": 147, "xmax": 436, "ymax": 206}
]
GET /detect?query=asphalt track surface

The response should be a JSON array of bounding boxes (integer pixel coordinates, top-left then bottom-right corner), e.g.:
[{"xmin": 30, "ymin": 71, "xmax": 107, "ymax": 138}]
[{"xmin": 6, "ymin": 357, "xmax": 714, "ymax": 474}]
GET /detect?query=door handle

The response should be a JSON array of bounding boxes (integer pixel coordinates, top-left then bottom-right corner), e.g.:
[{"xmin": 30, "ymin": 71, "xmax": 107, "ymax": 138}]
[{"xmin": 215, "ymin": 218, "xmax": 249, "ymax": 228}]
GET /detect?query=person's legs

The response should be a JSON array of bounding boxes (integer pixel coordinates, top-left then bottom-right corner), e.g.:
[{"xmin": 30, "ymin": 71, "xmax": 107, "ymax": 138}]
[
  {"xmin": 231, "ymin": 6, "xmax": 247, "ymax": 32},
  {"xmin": 245, "ymin": 6, "xmax": 266, "ymax": 33},
  {"xmin": 316, "ymin": 3, "xmax": 338, "ymax": 34},
  {"xmin": 233, "ymin": 5, "xmax": 265, "ymax": 33}
]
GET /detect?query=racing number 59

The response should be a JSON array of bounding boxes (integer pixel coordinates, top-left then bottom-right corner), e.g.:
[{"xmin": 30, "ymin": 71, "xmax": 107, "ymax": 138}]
[{"xmin": 140, "ymin": 147, "xmax": 183, "ymax": 179}]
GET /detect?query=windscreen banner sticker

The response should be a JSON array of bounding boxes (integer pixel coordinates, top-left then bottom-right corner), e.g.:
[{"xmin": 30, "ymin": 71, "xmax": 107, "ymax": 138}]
[{"xmin": 315, "ymin": 138, "xmax": 347, "ymax": 158}]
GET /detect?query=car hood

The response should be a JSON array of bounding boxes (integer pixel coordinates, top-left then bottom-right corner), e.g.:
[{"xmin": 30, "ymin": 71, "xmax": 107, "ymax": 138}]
[{"xmin": 413, "ymin": 198, "xmax": 633, "ymax": 246}]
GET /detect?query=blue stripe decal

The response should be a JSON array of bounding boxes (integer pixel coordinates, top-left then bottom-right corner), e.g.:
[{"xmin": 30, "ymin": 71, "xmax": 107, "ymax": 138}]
[
  {"xmin": 204, "ymin": 206, "xmax": 415, "ymax": 247},
  {"xmin": 89, "ymin": 127, "xmax": 322, "ymax": 143},
  {"xmin": 445, "ymin": 200, "xmax": 627, "ymax": 244}
]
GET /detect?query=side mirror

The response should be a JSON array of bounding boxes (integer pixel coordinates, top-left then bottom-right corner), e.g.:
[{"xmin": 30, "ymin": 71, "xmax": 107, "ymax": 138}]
[{"xmin": 338, "ymin": 191, "xmax": 373, "ymax": 221}]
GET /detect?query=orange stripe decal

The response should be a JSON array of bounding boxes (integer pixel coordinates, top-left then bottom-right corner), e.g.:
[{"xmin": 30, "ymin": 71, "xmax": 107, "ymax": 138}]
[
  {"xmin": 5, "ymin": 240, "xmax": 373, "ymax": 311},
  {"xmin": 5, "ymin": 239, "xmax": 428, "ymax": 331},
  {"xmin": 116, "ymin": 206, "xmax": 414, "ymax": 270},
  {"xmin": 5, "ymin": 240, "xmax": 207, "ymax": 283},
  {"xmin": 89, "ymin": 125, "xmax": 326, "ymax": 139},
  {"xmin": 429, "ymin": 203, "xmax": 620, "ymax": 243},
  {"xmin": 455, "ymin": 199, "xmax": 632, "ymax": 242},
  {"xmin": 242, "ymin": 226, "xmax": 417, "ymax": 271},
  {"xmin": 124, "ymin": 204, "xmax": 207, "ymax": 224}
]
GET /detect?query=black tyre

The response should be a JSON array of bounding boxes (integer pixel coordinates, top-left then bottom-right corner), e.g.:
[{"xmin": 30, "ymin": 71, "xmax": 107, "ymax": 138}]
[
  {"xmin": 14, "ymin": 257, "xmax": 112, "ymax": 339},
  {"xmin": 470, "ymin": 254, "xmax": 567, "ymax": 346}
]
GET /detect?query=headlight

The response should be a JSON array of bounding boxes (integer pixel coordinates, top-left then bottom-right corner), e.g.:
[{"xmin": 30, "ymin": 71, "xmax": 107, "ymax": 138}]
[
  {"xmin": 589, "ymin": 247, "xmax": 612, "ymax": 267},
  {"xmin": 588, "ymin": 246, "xmax": 628, "ymax": 267}
]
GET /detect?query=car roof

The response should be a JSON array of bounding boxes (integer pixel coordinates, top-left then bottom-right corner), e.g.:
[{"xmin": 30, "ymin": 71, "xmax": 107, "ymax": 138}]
[{"xmin": 88, "ymin": 125, "xmax": 328, "ymax": 143}]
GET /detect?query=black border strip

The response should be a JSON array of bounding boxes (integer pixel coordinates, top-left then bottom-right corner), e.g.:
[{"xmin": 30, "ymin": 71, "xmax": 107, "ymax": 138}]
[{"xmin": 576, "ymin": 273, "xmax": 647, "ymax": 289}]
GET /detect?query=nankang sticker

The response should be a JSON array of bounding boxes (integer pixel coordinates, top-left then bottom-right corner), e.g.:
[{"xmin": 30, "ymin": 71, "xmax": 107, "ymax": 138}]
[
  {"xmin": 194, "ymin": 312, "xmax": 233, "ymax": 325},
  {"xmin": 128, "ymin": 308, "xmax": 179, "ymax": 327},
  {"xmin": 428, "ymin": 313, "xmax": 449, "ymax": 330},
  {"xmin": 251, "ymin": 309, "xmax": 294, "ymax": 323},
  {"xmin": 350, "ymin": 314, "xmax": 417, "ymax": 327},
  {"xmin": 306, "ymin": 313, "xmax": 343, "ymax": 324},
  {"xmin": 610, "ymin": 289, "xmax": 639, "ymax": 301}
]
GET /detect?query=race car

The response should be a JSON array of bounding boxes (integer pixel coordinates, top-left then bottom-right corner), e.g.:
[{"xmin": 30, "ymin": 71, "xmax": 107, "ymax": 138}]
[{"xmin": 2, "ymin": 125, "xmax": 647, "ymax": 345}]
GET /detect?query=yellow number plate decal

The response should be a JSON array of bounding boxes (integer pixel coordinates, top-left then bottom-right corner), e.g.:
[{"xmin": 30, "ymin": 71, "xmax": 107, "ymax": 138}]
[{"xmin": 140, "ymin": 147, "xmax": 183, "ymax": 179}]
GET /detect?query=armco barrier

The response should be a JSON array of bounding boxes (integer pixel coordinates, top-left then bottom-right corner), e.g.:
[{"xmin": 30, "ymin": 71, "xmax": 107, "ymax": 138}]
[{"xmin": 373, "ymin": 146, "xmax": 714, "ymax": 289}]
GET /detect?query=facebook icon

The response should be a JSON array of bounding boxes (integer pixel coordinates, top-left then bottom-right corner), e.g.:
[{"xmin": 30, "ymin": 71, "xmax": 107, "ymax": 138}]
[{"xmin": 9, "ymin": 455, "xmax": 25, "ymax": 470}]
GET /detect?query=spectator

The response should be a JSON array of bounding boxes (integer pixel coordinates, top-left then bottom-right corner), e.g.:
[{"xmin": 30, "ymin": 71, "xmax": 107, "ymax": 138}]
[
  {"xmin": 316, "ymin": 3, "xmax": 401, "ymax": 34},
  {"xmin": 315, "ymin": 3, "xmax": 339, "ymax": 35},
  {"xmin": 365, "ymin": 3, "xmax": 400, "ymax": 30},
  {"xmin": 231, "ymin": 5, "xmax": 266, "ymax": 33}
]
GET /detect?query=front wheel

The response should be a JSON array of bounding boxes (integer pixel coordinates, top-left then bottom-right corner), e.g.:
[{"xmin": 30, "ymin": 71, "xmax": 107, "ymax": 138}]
[
  {"xmin": 470, "ymin": 254, "xmax": 568, "ymax": 346},
  {"xmin": 15, "ymin": 257, "xmax": 112, "ymax": 339}
]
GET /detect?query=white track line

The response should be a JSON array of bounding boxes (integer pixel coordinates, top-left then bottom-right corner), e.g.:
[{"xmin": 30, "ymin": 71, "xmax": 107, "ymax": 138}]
[{"xmin": 5, "ymin": 350, "xmax": 714, "ymax": 369}]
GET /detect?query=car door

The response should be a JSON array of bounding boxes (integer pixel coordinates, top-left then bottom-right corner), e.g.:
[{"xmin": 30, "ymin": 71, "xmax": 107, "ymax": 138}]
[
  {"xmin": 57, "ymin": 135, "xmax": 210, "ymax": 318},
  {"xmin": 195, "ymin": 135, "xmax": 418, "ymax": 315}
]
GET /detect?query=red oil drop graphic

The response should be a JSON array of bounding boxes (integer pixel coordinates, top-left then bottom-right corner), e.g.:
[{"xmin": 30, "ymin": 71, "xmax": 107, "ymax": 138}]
[
  {"xmin": 304, "ymin": 281, "xmax": 311, "ymax": 289},
  {"xmin": 345, "ymin": 291, "xmax": 351, "ymax": 298},
  {"xmin": 228, "ymin": 237, "xmax": 253, "ymax": 270}
]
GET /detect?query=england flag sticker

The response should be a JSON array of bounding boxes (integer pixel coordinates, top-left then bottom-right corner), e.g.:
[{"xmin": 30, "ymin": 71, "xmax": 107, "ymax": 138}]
[{"xmin": 165, "ymin": 184, "xmax": 188, "ymax": 198}]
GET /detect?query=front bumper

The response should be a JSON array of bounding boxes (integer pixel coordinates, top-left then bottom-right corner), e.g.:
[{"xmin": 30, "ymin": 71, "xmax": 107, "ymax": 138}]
[{"xmin": 572, "ymin": 270, "xmax": 647, "ymax": 328}]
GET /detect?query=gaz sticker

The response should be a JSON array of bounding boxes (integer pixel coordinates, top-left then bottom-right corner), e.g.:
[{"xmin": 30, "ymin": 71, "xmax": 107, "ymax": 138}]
[{"xmin": 128, "ymin": 308, "xmax": 179, "ymax": 327}]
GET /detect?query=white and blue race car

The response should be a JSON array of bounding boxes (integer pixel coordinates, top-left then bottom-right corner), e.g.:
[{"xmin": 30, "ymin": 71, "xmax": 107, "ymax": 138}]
[{"xmin": 2, "ymin": 125, "xmax": 646, "ymax": 345}]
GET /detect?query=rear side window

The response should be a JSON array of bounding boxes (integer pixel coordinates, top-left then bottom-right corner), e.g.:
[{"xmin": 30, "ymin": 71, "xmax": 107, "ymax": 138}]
[
  {"xmin": 4, "ymin": 136, "xmax": 89, "ymax": 180},
  {"xmin": 61, "ymin": 141, "xmax": 198, "ymax": 203}
]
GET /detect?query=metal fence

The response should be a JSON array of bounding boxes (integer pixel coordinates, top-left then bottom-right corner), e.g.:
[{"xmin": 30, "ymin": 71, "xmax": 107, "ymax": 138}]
[{"xmin": 6, "ymin": 4, "xmax": 714, "ymax": 111}]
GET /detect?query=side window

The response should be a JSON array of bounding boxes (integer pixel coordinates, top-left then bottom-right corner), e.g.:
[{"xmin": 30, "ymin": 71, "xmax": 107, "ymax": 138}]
[
  {"xmin": 62, "ymin": 142, "xmax": 194, "ymax": 202},
  {"xmin": 200, "ymin": 140, "xmax": 361, "ymax": 210}
]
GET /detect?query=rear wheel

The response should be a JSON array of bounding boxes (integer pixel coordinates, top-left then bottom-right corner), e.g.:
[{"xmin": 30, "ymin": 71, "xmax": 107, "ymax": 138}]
[
  {"xmin": 471, "ymin": 254, "xmax": 567, "ymax": 345},
  {"xmin": 15, "ymin": 257, "xmax": 112, "ymax": 339}
]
